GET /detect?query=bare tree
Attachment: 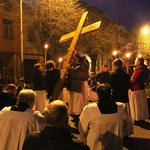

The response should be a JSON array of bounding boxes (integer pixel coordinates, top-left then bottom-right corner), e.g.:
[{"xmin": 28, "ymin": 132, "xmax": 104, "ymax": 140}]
[{"xmin": 23, "ymin": 0, "xmax": 86, "ymax": 58}]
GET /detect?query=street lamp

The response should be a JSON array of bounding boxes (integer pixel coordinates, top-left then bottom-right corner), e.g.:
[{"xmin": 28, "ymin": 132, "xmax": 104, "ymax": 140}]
[
  {"xmin": 20, "ymin": 0, "xmax": 24, "ymax": 76},
  {"xmin": 44, "ymin": 43, "xmax": 49, "ymax": 74},
  {"xmin": 141, "ymin": 26, "xmax": 150, "ymax": 35},
  {"xmin": 112, "ymin": 50, "xmax": 118, "ymax": 59},
  {"xmin": 139, "ymin": 25, "xmax": 150, "ymax": 54},
  {"xmin": 58, "ymin": 57, "xmax": 63, "ymax": 69},
  {"xmin": 125, "ymin": 52, "xmax": 132, "ymax": 74}
]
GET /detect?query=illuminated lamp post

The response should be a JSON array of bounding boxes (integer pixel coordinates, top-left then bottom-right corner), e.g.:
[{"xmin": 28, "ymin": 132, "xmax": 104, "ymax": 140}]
[
  {"xmin": 112, "ymin": 50, "xmax": 118, "ymax": 59},
  {"xmin": 139, "ymin": 25, "xmax": 150, "ymax": 55},
  {"xmin": 58, "ymin": 57, "xmax": 63, "ymax": 69},
  {"xmin": 20, "ymin": 0, "xmax": 24, "ymax": 77},
  {"xmin": 125, "ymin": 53, "xmax": 132, "ymax": 74},
  {"xmin": 44, "ymin": 43, "xmax": 49, "ymax": 74}
]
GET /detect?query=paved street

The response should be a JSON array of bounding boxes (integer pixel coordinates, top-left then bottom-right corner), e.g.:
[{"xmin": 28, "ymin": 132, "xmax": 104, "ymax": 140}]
[{"xmin": 68, "ymin": 115, "xmax": 150, "ymax": 150}]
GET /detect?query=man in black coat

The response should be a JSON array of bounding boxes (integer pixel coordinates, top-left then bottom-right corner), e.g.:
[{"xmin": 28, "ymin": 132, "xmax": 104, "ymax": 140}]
[
  {"xmin": 22, "ymin": 100, "xmax": 90, "ymax": 150},
  {"xmin": 44, "ymin": 60, "xmax": 60, "ymax": 101},
  {"xmin": 109, "ymin": 58, "xmax": 133, "ymax": 136},
  {"xmin": 109, "ymin": 59, "xmax": 130, "ymax": 103}
]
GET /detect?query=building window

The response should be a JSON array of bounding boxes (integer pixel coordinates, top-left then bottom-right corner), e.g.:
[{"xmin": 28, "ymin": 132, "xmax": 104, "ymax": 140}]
[
  {"xmin": 3, "ymin": 19, "xmax": 14, "ymax": 39},
  {"xmin": 28, "ymin": 28, "xmax": 36, "ymax": 42}
]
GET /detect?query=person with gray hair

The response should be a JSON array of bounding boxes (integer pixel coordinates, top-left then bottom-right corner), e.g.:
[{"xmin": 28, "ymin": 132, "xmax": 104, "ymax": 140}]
[
  {"xmin": 0, "ymin": 89, "xmax": 46, "ymax": 150},
  {"xmin": 22, "ymin": 100, "xmax": 90, "ymax": 150}
]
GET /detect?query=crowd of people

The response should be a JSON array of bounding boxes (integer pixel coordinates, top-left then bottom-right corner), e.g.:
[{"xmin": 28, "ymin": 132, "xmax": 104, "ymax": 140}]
[{"xmin": 0, "ymin": 53, "xmax": 149, "ymax": 150}]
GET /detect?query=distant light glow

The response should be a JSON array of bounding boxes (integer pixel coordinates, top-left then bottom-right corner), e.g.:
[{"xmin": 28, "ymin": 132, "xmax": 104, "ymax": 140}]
[
  {"xmin": 138, "ymin": 54, "xmax": 142, "ymax": 58},
  {"xmin": 141, "ymin": 26, "xmax": 150, "ymax": 35},
  {"xmin": 58, "ymin": 57, "xmax": 63, "ymax": 62},
  {"xmin": 44, "ymin": 43, "xmax": 49, "ymax": 49},
  {"xmin": 126, "ymin": 53, "xmax": 131, "ymax": 58},
  {"xmin": 112, "ymin": 51, "xmax": 118, "ymax": 56}
]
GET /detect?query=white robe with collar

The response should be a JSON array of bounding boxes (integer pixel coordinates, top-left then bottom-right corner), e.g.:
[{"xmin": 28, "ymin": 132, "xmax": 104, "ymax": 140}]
[
  {"xmin": 79, "ymin": 102, "xmax": 127, "ymax": 150},
  {"xmin": 0, "ymin": 107, "xmax": 46, "ymax": 150}
]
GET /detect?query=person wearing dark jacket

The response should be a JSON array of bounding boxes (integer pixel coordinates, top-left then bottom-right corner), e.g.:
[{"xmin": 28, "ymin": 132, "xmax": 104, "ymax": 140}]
[
  {"xmin": 16, "ymin": 77, "xmax": 30, "ymax": 97},
  {"xmin": 96, "ymin": 65, "xmax": 110, "ymax": 84},
  {"xmin": 109, "ymin": 58, "xmax": 133, "ymax": 136},
  {"xmin": 22, "ymin": 100, "xmax": 90, "ymax": 150},
  {"xmin": 33, "ymin": 63, "xmax": 46, "ymax": 113},
  {"xmin": 44, "ymin": 60, "xmax": 60, "ymax": 102},
  {"xmin": 109, "ymin": 59, "xmax": 130, "ymax": 103}
]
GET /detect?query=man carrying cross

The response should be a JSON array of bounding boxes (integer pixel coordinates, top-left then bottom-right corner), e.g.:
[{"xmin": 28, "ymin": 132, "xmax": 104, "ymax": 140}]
[
  {"xmin": 52, "ymin": 12, "xmax": 101, "ymax": 102},
  {"xmin": 73, "ymin": 49, "xmax": 90, "ymax": 106},
  {"xmin": 66, "ymin": 52, "xmax": 86, "ymax": 116}
]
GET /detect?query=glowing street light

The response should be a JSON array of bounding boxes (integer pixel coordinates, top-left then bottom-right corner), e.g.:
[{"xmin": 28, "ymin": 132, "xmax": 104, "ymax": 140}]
[
  {"xmin": 139, "ymin": 25, "xmax": 150, "ymax": 54},
  {"xmin": 125, "ymin": 52, "xmax": 132, "ymax": 74},
  {"xmin": 58, "ymin": 57, "xmax": 63, "ymax": 69},
  {"xmin": 58, "ymin": 57, "xmax": 63, "ymax": 63},
  {"xmin": 126, "ymin": 53, "xmax": 132, "ymax": 59},
  {"xmin": 43, "ymin": 43, "xmax": 49, "ymax": 74},
  {"xmin": 44, "ymin": 43, "xmax": 49, "ymax": 49},
  {"xmin": 137, "ymin": 54, "xmax": 142, "ymax": 58},
  {"xmin": 112, "ymin": 50, "xmax": 118, "ymax": 59},
  {"xmin": 141, "ymin": 26, "xmax": 150, "ymax": 35}
]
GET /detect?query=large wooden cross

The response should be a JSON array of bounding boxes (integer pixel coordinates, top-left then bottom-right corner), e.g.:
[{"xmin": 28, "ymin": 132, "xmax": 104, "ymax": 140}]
[{"xmin": 52, "ymin": 11, "xmax": 101, "ymax": 100}]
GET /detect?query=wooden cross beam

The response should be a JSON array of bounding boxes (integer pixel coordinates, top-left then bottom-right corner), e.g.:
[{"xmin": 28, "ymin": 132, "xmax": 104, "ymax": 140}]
[{"xmin": 52, "ymin": 11, "xmax": 101, "ymax": 100}]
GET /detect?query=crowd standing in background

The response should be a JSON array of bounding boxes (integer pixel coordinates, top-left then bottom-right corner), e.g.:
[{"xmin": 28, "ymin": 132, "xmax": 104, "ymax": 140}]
[{"xmin": 0, "ymin": 54, "xmax": 150, "ymax": 150}]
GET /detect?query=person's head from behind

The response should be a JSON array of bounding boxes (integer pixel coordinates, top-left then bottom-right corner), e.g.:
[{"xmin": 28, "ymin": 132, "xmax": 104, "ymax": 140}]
[
  {"xmin": 102, "ymin": 65, "xmax": 108, "ymax": 72},
  {"xmin": 46, "ymin": 60, "xmax": 56, "ymax": 71},
  {"xmin": 43, "ymin": 100, "xmax": 68, "ymax": 128},
  {"xmin": 6, "ymin": 84, "xmax": 17, "ymax": 96},
  {"xmin": 34, "ymin": 63, "xmax": 43, "ymax": 72},
  {"xmin": 77, "ymin": 56, "xmax": 85, "ymax": 66},
  {"xmin": 90, "ymin": 72, "xmax": 95, "ymax": 78},
  {"xmin": 134, "ymin": 56, "xmax": 144, "ymax": 67},
  {"xmin": 17, "ymin": 89, "xmax": 36, "ymax": 109},
  {"xmin": 97, "ymin": 83, "xmax": 111, "ymax": 100},
  {"xmin": 18, "ymin": 77, "xmax": 25, "ymax": 86},
  {"xmin": 112, "ymin": 58, "xmax": 123, "ymax": 71},
  {"xmin": 144, "ymin": 58, "xmax": 150, "ymax": 66}
]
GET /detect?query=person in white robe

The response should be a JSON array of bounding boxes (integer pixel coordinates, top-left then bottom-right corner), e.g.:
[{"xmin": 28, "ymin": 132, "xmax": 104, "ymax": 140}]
[
  {"xmin": 66, "ymin": 57, "xmax": 85, "ymax": 115},
  {"xmin": 0, "ymin": 89, "xmax": 46, "ymax": 150},
  {"xmin": 130, "ymin": 56, "xmax": 149, "ymax": 124},
  {"xmin": 78, "ymin": 83, "xmax": 128, "ymax": 150}
]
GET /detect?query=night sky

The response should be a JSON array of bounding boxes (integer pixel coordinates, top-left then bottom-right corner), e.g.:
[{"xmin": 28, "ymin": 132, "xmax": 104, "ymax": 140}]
[{"xmin": 80, "ymin": 0, "xmax": 150, "ymax": 31}]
